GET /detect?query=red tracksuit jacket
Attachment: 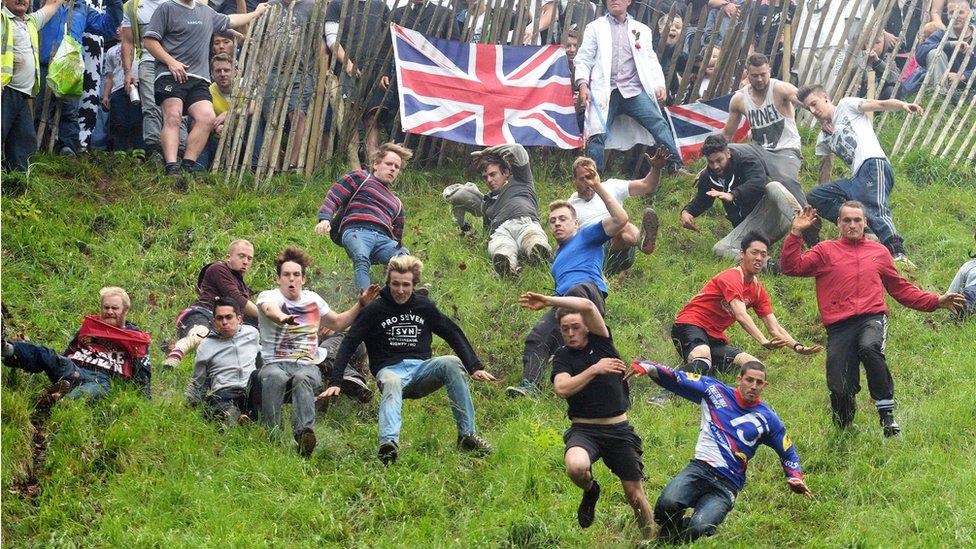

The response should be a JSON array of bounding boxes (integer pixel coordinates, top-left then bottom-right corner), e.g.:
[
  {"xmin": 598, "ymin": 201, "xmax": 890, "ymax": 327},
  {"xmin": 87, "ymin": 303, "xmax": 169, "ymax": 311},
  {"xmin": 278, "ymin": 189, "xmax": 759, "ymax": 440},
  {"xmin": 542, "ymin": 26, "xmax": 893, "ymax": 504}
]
[{"xmin": 780, "ymin": 233, "xmax": 939, "ymax": 326}]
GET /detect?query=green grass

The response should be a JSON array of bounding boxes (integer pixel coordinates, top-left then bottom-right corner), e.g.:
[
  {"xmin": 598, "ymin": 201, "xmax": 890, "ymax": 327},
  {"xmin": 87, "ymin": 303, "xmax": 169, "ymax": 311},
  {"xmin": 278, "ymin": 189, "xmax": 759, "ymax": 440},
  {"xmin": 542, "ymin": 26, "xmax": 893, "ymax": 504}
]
[{"xmin": 2, "ymin": 132, "xmax": 975, "ymax": 546}]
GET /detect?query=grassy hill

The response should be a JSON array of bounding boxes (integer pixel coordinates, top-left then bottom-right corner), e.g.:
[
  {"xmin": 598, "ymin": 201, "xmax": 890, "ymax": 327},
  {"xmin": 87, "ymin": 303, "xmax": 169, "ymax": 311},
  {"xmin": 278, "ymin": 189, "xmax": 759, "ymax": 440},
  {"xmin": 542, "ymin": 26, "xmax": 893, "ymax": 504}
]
[{"xmin": 2, "ymin": 135, "xmax": 975, "ymax": 546}]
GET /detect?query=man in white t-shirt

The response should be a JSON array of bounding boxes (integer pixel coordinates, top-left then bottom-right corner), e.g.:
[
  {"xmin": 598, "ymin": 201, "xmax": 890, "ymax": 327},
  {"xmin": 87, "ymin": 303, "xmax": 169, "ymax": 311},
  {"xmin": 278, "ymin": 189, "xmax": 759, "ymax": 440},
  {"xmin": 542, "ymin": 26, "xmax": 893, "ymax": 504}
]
[
  {"xmin": 799, "ymin": 84, "xmax": 923, "ymax": 268},
  {"xmin": 256, "ymin": 246, "xmax": 378, "ymax": 457},
  {"xmin": 566, "ymin": 149, "xmax": 667, "ymax": 275}
]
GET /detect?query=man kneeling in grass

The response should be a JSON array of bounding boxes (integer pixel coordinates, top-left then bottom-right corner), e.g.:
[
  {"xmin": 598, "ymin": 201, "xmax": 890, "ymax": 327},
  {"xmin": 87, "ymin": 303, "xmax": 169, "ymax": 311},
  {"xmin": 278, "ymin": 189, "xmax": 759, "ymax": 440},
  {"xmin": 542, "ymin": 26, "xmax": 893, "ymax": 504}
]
[
  {"xmin": 518, "ymin": 291, "xmax": 653, "ymax": 539},
  {"xmin": 185, "ymin": 297, "xmax": 260, "ymax": 427},
  {"xmin": 320, "ymin": 255, "xmax": 495, "ymax": 465}
]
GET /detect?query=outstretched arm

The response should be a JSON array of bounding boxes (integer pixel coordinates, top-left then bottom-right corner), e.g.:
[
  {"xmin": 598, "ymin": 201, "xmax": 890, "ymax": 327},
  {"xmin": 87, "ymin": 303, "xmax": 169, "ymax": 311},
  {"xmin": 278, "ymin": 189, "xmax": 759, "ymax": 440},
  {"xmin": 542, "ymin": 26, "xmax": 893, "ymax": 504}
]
[
  {"xmin": 628, "ymin": 148, "xmax": 670, "ymax": 196},
  {"xmin": 227, "ymin": 2, "xmax": 268, "ymax": 29},
  {"xmin": 518, "ymin": 292, "xmax": 608, "ymax": 337},
  {"xmin": 760, "ymin": 314, "xmax": 823, "ymax": 355},
  {"xmin": 321, "ymin": 285, "xmax": 381, "ymax": 331},
  {"xmin": 859, "ymin": 98, "xmax": 923, "ymax": 114},
  {"xmin": 730, "ymin": 299, "xmax": 781, "ymax": 348}
]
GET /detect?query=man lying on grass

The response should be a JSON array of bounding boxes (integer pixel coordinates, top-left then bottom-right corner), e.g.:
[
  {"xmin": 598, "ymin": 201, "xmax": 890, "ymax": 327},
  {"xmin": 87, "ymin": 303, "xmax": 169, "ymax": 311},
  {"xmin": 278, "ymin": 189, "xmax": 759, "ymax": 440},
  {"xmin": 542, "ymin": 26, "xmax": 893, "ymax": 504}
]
[
  {"xmin": 320, "ymin": 255, "xmax": 495, "ymax": 465},
  {"xmin": 519, "ymin": 291, "xmax": 654, "ymax": 540},
  {"xmin": 2, "ymin": 286, "xmax": 151, "ymax": 403},
  {"xmin": 631, "ymin": 359, "xmax": 813, "ymax": 541}
]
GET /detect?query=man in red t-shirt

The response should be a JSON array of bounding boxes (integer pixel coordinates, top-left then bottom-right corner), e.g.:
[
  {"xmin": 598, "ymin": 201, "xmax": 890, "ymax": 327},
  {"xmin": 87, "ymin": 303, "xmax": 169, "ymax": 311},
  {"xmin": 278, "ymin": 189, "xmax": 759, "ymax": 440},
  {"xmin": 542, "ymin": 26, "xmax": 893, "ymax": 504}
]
[{"xmin": 652, "ymin": 231, "xmax": 821, "ymax": 405}]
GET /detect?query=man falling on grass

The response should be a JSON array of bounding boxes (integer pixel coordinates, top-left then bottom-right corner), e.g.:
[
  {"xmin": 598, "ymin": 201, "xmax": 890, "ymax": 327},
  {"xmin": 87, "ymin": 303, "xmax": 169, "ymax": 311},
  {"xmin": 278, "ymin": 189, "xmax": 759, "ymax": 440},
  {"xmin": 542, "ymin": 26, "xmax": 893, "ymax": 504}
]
[
  {"xmin": 781, "ymin": 202, "xmax": 966, "ymax": 436},
  {"xmin": 631, "ymin": 359, "xmax": 813, "ymax": 541},
  {"xmin": 519, "ymin": 291, "xmax": 654, "ymax": 539}
]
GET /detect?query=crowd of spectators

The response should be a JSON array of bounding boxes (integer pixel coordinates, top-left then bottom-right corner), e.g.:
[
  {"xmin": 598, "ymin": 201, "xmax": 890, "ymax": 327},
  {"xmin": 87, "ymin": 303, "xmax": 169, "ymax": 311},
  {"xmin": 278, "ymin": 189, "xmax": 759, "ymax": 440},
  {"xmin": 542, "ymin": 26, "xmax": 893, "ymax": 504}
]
[{"xmin": 3, "ymin": 0, "xmax": 975, "ymax": 172}]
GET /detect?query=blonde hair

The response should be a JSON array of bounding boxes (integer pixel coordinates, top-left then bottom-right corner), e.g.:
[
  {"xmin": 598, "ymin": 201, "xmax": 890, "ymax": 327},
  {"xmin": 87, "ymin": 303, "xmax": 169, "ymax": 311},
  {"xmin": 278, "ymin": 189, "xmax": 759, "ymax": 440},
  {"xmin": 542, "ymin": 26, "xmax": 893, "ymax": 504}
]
[
  {"xmin": 371, "ymin": 142, "xmax": 414, "ymax": 167},
  {"xmin": 99, "ymin": 286, "xmax": 131, "ymax": 310},
  {"xmin": 548, "ymin": 200, "xmax": 577, "ymax": 218},
  {"xmin": 571, "ymin": 156, "xmax": 597, "ymax": 176},
  {"xmin": 386, "ymin": 255, "xmax": 423, "ymax": 284},
  {"xmin": 921, "ymin": 21, "xmax": 945, "ymax": 40}
]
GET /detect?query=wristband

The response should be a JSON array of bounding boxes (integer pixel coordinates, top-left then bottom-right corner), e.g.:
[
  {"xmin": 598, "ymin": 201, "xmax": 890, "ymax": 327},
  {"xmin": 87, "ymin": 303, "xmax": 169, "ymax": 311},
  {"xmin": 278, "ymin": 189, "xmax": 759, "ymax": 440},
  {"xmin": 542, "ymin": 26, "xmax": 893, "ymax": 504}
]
[{"xmin": 793, "ymin": 342, "xmax": 803, "ymax": 351}]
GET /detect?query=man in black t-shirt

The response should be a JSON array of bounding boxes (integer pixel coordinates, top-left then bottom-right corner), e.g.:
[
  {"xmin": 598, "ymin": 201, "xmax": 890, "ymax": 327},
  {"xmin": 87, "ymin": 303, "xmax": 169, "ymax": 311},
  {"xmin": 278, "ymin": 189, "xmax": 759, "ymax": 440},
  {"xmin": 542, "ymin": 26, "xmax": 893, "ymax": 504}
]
[{"xmin": 518, "ymin": 291, "xmax": 653, "ymax": 540}]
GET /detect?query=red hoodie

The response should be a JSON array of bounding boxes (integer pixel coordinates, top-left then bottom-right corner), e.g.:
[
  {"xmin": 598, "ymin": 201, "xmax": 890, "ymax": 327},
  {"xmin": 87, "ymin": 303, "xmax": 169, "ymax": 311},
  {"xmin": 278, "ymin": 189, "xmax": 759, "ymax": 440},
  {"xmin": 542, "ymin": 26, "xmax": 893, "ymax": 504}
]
[{"xmin": 780, "ymin": 233, "xmax": 940, "ymax": 326}]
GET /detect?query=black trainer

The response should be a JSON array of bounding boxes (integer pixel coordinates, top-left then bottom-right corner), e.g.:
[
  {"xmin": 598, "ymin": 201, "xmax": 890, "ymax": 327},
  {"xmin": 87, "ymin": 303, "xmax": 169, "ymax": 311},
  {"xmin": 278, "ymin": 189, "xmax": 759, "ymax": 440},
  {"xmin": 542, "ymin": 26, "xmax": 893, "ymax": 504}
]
[
  {"xmin": 880, "ymin": 411, "xmax": 901, "ymax": 437},
  {"xmin": 296, "ymin": 428, "xmax": 317, "ymax": 457},
  {"xmin": 457, "ymin": 433, "xmax": 492, "ymax": 456},
  {"xmin": 164, "ymin": 162, "xmax": 182, "ymax": 176},
  {"xmin": 577, "ymin": 479, "xmax": 601, "ymax": 528},
  {"xmin": 378, "ymin": 441, "xmax": 399, "ymax": 465}
]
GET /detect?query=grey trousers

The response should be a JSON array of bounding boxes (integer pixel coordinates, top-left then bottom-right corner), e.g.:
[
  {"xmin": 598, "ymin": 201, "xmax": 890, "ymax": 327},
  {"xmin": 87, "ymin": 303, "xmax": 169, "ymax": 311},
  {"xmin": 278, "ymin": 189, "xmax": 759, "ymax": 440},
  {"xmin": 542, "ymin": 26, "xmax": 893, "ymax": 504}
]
[
  {"xmin": 258, "ymin": 359, "xmax": 322, "ymax": 437},
  {"xmin": 749, "ymin": 143, "xmax": 804, "ymax": 190},
  {"xmin": 713, "ymin": 181, "xmax": 802, "ymax": 259}
]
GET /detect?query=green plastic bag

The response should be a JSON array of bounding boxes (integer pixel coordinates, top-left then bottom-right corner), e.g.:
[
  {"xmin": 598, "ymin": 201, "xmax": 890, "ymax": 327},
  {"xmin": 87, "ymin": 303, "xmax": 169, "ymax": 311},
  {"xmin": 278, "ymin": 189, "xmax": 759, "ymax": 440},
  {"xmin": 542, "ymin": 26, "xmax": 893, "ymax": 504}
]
[{"xmin": 46, "ymin": 34, "xmax": 84, "ymax": 99}]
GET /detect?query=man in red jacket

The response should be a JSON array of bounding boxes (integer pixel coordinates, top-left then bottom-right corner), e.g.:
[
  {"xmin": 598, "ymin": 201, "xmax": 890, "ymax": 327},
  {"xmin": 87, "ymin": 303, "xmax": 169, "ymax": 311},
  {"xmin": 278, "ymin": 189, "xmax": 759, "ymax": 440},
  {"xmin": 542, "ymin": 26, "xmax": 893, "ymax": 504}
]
[{"xmin": 781, "ymin": 202, "xmax": 965, "ymax": 436}]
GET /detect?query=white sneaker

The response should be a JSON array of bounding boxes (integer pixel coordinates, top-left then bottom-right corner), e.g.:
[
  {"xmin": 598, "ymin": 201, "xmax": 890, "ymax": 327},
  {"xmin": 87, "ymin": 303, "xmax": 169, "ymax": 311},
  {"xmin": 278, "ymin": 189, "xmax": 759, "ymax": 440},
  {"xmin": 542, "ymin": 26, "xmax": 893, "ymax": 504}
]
[{"xmin": 893, "ymin": 253, "xmax": 917, "ymax": 271}]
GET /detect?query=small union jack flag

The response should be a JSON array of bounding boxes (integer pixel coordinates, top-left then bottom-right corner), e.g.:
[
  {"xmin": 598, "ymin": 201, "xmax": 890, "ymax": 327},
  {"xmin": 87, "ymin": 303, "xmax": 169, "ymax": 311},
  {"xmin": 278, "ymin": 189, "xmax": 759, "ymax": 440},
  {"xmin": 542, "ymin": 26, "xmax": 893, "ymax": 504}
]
[
  {"xmin": 667, "ymin": 94, "xmax": 750, "ymax": 164},
  {"xmin": 391, "ymin": 23, "xmax": 583, "ymax": 149}
]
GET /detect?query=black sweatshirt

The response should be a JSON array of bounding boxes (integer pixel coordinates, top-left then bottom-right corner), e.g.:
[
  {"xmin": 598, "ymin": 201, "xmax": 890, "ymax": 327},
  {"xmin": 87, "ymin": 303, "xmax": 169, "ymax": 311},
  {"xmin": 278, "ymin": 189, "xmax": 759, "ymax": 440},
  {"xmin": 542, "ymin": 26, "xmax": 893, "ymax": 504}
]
[
  {"xmin": 329, "ymin": 287, "xmax": 483, "ymax": 386},
  {"xmin": 683, "ymin": 144, "xmax": 769, "ymax": 227}
]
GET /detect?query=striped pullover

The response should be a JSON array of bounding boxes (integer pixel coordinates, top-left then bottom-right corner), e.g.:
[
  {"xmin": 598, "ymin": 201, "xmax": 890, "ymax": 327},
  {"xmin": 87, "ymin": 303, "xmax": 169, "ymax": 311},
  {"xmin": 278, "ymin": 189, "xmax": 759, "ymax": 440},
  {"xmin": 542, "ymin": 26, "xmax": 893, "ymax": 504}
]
[{"xmin": 318, "ymin": 170, "xmax": 405, "ymax": 241}]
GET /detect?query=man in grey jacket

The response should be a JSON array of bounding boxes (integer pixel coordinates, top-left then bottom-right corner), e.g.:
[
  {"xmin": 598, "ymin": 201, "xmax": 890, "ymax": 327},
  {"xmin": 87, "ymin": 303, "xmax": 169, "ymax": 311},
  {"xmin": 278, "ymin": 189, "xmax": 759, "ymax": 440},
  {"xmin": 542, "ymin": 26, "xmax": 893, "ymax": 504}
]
[
  {"xmin": 472, "ymin": 144, "xmax": 552, "ymax": 277},
  {"xmin": 186, "ymin": 298, "xmax": 260, "ymax": 427}
]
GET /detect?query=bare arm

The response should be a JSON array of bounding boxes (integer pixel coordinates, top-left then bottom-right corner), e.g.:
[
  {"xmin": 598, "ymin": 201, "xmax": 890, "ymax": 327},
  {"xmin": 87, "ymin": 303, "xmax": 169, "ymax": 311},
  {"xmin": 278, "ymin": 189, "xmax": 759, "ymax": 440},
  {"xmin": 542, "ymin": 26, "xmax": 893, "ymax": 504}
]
[
  {"xmin": 259, "ymin": 301, "xmax": 296, "ymax": 325},
  {"xmin": 243, "ymin": 300, "xmax": 258, "ymax": 319},
  {"xmin": 518, "ymin": 292, "xmax": 608, "ymax": 337},
  {"xmin": 723, "ymin": 94, "xmax": 745, "ymax": 140},
  {"xmin": 320, "ymin": 284, "xmax": 380, "ymax": 331},
  {"xmin": 36, "ymin": 0, "xmax": 65, "ymax": 22},
  {"xmin": 121, "ymin": 26, "xmax": 136, "ymax": 92},
  {"xmin": 227, "ymin": 2, "xmax": 268, "ymax": 29},
  {"xmin": 628, "ymin": 148, "xmax": 670, "ymax": 196},
  {"xmin": 729, "ymin": 298, "xmax": 774, "ymax": 346},
  {"xmin": 859, "ymin": 98, "xmax": 923, "ymax": 114},
  {"xmin": 596, "ymin": 179, "xmax": 629, "ymax": 237},
  {"xmin": 553, "ymin": 357, "xmax": 627, "ymax": 398}
]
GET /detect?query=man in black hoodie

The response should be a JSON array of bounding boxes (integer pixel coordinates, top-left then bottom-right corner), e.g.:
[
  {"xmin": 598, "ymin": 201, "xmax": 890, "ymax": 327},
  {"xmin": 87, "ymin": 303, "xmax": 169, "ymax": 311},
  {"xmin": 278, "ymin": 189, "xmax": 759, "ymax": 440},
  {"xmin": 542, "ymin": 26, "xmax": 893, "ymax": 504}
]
[
  {"xmin": 680, "ymin": 135, "xmax": 806, "ymax": 261},
  {"xmin": 319, "ymin": 255, "xmax": 496, "ymax": 465}
]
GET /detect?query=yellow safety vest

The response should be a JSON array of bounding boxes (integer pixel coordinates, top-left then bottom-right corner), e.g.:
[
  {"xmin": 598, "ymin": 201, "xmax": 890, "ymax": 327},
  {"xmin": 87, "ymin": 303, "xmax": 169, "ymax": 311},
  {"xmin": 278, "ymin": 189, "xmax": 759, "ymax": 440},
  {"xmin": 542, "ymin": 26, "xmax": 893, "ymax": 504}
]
[{"xmin": 1, "ymin": 11, "xmax": 40, "ymax": 94}]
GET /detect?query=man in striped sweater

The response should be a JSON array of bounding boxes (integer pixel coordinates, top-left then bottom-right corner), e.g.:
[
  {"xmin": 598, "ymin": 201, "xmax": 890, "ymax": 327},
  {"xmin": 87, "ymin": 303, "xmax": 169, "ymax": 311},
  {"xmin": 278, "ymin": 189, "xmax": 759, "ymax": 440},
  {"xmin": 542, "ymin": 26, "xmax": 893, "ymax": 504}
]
[{"xmin": 315, "ymin": 143, "xmax": 412, "ymax": 291}]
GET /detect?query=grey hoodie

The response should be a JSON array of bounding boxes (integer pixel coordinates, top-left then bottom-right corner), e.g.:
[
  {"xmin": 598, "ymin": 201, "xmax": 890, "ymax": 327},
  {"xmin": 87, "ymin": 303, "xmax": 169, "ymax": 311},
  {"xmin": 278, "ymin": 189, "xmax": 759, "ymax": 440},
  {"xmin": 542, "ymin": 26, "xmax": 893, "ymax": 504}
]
[{"xmin": 186, "ymin": 325, "xmax": 259, "ymax": 404}]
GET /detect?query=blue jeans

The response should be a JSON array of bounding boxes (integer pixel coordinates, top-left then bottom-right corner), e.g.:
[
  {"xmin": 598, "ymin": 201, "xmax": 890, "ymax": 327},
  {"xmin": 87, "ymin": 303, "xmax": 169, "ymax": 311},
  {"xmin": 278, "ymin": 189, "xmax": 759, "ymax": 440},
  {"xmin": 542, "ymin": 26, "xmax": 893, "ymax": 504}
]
[
  {"xmin": 9, "ymin": 341, "xmax": 113, "ymax": 399},
  {"xmin": 807, "ymin": 157, "xmax": 902, "ymax": 251},
  {"xmin": 36, "ymin": 64, "xmax": 82, "ymax": 153},
  {"xmin": 586, "ymin": 89, "xmax": 683, "ymax": 174},
  {"xmin": 341, "ymin": 226, "xmax": 409, "ymax": 291},
  {"xmin": 654, "ymin": 460, "xmax": 737, "ymax": 542},
  {"xmin": 375, "ymin": 356, "xmax": 477, "ymax": 445}
]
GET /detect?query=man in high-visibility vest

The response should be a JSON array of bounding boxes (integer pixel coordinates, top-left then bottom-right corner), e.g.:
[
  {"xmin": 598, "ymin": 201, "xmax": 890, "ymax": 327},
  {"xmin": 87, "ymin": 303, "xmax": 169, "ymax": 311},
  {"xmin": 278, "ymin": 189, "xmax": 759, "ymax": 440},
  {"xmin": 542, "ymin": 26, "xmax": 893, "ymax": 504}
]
[{"xmin": 1, "ymin": 0, "xmax": 61, "ymax": 171}]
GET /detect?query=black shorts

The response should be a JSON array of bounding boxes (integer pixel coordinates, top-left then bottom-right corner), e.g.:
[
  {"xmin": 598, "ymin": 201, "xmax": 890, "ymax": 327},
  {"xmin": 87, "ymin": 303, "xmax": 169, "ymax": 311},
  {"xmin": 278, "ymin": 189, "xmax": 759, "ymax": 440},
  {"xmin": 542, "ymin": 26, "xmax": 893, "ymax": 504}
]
[
  {"xmin": 175, "ymin": 307, "xmax": 213, "ymax": 339},
  {"xmin": 670, "ymin": 323, "xmax": 742, "ymax": 374},
  {"xmin": 564, "ymin": 421, "xmax": 644, "ymax": 481},
  {"xmin": 155, "ymin": 75, "xmax": 213, "ymax": 113}
]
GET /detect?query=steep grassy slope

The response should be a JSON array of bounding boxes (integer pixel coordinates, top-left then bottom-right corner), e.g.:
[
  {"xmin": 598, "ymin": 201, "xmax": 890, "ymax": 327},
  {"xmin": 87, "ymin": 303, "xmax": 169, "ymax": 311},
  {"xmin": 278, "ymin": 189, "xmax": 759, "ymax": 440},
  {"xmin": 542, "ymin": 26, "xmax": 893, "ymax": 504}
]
[{"xmin": 1, "ymin": 140, "xmax": 974, "ymax": 546}]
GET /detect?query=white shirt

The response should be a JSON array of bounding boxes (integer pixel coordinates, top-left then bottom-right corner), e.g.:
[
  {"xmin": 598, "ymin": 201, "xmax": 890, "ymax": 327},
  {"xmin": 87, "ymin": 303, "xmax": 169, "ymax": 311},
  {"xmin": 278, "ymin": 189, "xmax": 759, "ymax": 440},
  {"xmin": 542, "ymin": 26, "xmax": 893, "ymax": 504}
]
[
  {"xmin": 256, "ymin": 289, "xmax": 330, "ymax": 364},
  {"xmin": 121, "ymin": 0, "xmax": 168, "ymax": 63},
  {"xmin": 568, "ymin": 178, "xmax": 630, "ymax": 227},
  {"xmin": 815, "ymin": 97, "xmax": 887, "ymax": 174}
]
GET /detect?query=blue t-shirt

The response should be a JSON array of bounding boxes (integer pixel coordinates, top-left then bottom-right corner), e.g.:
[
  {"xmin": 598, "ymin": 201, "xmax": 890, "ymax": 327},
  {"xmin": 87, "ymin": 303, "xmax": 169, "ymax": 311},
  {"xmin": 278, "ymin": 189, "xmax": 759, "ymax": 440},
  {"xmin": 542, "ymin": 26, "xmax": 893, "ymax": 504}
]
[{"xmin": 551, "ymin": 222, "xmax": 611, "ymax": 296}]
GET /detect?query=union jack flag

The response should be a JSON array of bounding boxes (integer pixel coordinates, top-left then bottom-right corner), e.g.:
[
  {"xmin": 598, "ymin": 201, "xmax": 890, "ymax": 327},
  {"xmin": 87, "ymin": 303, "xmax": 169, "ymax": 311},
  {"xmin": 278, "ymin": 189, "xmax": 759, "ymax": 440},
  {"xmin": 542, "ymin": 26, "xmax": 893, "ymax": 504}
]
[
  {"xmin": 391, "ymin": 23, "xmax": 583, "ymax": 149},
  {"xmin": 667, "ymin": 93, "xmax": 750, "ymax": 164}
]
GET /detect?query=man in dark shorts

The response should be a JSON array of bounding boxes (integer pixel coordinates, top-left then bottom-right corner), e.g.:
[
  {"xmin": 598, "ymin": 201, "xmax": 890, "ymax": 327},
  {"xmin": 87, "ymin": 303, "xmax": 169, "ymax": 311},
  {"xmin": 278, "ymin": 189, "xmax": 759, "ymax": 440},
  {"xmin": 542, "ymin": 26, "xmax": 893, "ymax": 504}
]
[
  {"xmin": 518, "ymin": 291, "xmax": 653, "ymax": 539},
  {"xmin": 507, "ymin": 165, "xmax": 630, "ymax": 398},
  {"xmin": 163, "ymin": 239, "xmax": 257, "ymax": 367},
  {"xmin": 143, "ymin": 0, "xmax": 268, "ymax": 176},
  {"xmin": 653, "ymin": 231, "xmax": 821, "ymax": 404}
]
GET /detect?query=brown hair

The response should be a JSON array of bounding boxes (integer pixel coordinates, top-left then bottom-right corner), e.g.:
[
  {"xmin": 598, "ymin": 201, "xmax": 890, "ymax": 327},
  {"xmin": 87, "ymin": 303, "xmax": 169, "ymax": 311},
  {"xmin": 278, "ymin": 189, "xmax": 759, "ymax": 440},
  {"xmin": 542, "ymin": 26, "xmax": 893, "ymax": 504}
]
[
  {"xmin": 548, "ymin": 200, "xmax": 577, "ymax": 218},
  {"xmin": 275, "ymin": 246, "xmax": 312, "ymax": 276},
  {"xmin": 371, "ymin": 142, "xmax": 413, "ymax": 167}
]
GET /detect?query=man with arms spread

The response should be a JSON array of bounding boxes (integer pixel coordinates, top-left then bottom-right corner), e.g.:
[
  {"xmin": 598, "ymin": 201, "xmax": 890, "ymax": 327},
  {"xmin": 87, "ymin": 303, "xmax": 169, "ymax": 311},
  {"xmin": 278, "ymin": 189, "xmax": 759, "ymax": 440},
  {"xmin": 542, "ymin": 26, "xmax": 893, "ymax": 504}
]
[
  {"xmin": 142, "ymin": 0, "xmax": 267, "ymax": 175},
  {"xmin": 320, "ymin": 256, "xmax": 495, "ymax": 465},
  {"xmin": 633, "ymin": 359, "xmax": 812, "ymax": 541},
  {"xmin": 185, "ymin": 297, "xmax": 260, "ymax": 427},
  {"xmin": 519, "ymin": 291, "xmax": 654, "ymax": 539},
  {"xmin": 652, "ymin": 231, "xmax": 821, "ymax": 404},
  {"xmin": 472, "ymin": 143, "xmax": 551, "ymax": 277},
  {"xmin": 164, "ymin": 239, "xmax": 257, "ymax": 367},
  {"xmin": 799, "ymin": 84, "xmax": 923, "ymax": 267},
  {"xmin": 681, "ymin": 135, "xmax": 808, "ymax": 261},
  {"xmin": 2, "ymin": 287, "xmax": 152, "ymax": 402},
  {"xmin": 566, "ymin": 150, "xmax": 666, "ymax": 275},
  {"xmin": 507, "ymin": 168, "xmax": 629, "ymax": 398},
  {"xmin": 315, "ymin": 142, "xmax": 411, "ymax": 291},
  {"xmin": 257, "ymin": 246, "xmax": 378, "ymax": 456},
  {"xmin": 781, "ymin": 203, "xmax": 966, "ymax": 436}
]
